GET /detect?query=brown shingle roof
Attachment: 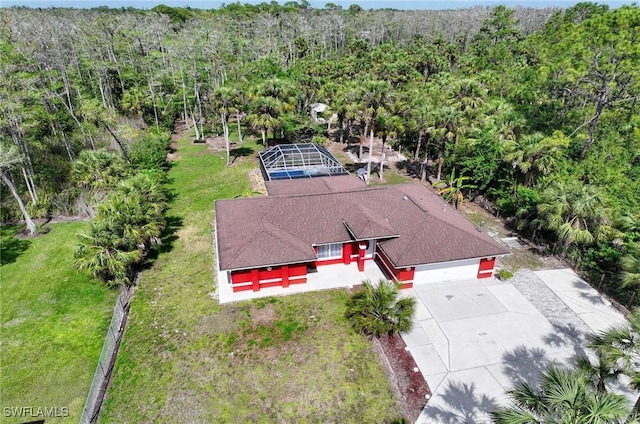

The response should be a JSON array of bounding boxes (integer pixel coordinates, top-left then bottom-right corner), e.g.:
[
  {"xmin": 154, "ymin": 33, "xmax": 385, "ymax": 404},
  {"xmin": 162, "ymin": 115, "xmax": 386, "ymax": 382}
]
[
  {"xmin": 265, "ymin": 174, "xmax": 366, "ymax": 195},
  {"xmin": 214, "ymin": 182, "xmax": 509, "ymax": 271}
]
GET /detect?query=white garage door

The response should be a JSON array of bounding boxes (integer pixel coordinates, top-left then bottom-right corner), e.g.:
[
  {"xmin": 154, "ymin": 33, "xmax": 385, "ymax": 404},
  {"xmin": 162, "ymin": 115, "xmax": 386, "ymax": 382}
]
[{"xmin": 413, "ymin": 258, "xmax": 479, "ymax": 284}]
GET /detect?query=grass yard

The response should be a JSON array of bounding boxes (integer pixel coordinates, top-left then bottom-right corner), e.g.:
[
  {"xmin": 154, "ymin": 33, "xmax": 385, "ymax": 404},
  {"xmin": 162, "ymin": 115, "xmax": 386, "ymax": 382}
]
[
  {"xmin": 0, "ymin": 223, "xmax": 117, "ymax": 423},
  {"xmin": 101, "ymin": 137, "xmax": 402, "ymax": 422}
]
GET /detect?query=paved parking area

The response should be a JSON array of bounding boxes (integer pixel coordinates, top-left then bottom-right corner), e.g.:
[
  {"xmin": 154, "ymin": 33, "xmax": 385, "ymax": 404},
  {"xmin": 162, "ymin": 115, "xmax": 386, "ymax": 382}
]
[{"xmin": 403, "ymin": 268, "xmax": 629, "ymax": 424}]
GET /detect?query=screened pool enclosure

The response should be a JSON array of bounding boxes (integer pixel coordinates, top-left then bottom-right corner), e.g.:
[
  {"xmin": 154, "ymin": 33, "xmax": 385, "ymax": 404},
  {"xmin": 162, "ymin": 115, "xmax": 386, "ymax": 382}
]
[{"xmin": 259, "ymin": 144, "xmax": 349, "ymax": 181}]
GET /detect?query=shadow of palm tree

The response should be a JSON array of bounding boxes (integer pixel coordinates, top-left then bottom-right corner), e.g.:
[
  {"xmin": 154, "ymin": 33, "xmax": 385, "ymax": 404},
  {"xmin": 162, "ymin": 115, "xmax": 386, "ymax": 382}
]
[
  {"xmin": 230, "ymin": 146, "xmax": 255, "ymax": 164},
  {"xmin": 0, "ymin": 232, "xmax": 31, "ymax": 265},
  {"xmin": 502, "ymin": 345, "xmax": 552, "ymax": 387},
  {"xmin": 424, "ymin": 381, "xmax": 498, "ymax": 423},
  {"xmin": 143, "ymin": 215, "xmax": 184, "ymax": 268},
  {"xmin": 543, "ymin": 323, "xmax": 587, "ymax": 357},
  {"xmin": 572, "ymin": 278, "xmax": 606, "ymax": 305}
]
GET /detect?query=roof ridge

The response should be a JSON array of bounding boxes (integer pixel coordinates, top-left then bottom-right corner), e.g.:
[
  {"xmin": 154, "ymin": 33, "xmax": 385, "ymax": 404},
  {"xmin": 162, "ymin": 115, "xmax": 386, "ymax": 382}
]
[{"xmin": 267, "ymin": 184, "xmax": 391, "ymax": 199}]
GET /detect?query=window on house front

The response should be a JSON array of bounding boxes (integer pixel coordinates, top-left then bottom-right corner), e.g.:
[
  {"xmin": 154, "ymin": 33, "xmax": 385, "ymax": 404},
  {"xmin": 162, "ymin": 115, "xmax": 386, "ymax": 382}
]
[{"xmin": 316, "ymin": 243, "xmax": 342, "ymax": 259}]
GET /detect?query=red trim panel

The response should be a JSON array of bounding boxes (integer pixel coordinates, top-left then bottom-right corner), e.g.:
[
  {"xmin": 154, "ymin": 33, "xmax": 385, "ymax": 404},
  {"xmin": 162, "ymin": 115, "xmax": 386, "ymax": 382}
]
[
  {"xmin": 375, "ymin": 250, "xmax": 414, "ymax": 287},
  {"xmin": 477, "ymin": 257, "xmax": 495, "ymax": 279},
  {"xmin": 230, "ymin": 264, "xmax": 309, "ymax": 292}
]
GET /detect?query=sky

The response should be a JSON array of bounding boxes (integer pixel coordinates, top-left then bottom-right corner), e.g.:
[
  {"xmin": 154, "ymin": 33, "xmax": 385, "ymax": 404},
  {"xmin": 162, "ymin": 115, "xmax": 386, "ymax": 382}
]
[{"xmin": 0, "ymin": 0, "xmax": 633, "ymax": 9}]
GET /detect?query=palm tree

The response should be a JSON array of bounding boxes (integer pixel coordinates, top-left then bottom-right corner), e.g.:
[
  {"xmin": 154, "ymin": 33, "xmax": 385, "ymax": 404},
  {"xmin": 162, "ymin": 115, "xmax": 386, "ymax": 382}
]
[
  {"xmin": 71, "ymin": 149, "xmax": 128, "ymax": 190},
  {"xmin": 375, "ymin": 108, "xmax": 405, "ymax": 181},
  {"xmin": 405, "ymin": 91, "xmax": 434, "ymax": 162},
  {"xmin": 622, "ymin": 252, "xmax": 640, "ymax": 290},
  {"xmin": 74, "ymin": 220, "xmax": 143, "ymax": 286},
  {"xmin": 211, "ymin": 86, "xmax": 235, "ymax": 165},
  {"xmin": 246, "ymin": 96, "xmax": 282, "ymax": 148},
  {"xmin": 433, "ymin": 169, "xmax": 477, "ymax": 209},
  {"xmin": 503, "ymin": 131, "xmax": 569, "ymax": 187},
  {"xmin": 590, "ymin": 308, "xmax": 640, "ymax": 413},
  {"xmin": 358, "ymin": 80, "xmax": 393, "ymax": 184},
  {"xmin": 535, "ymin": 180, "xmax": 609, "ymax": 248},
  {"xmin": 575, "ymin": 348, "xmax": 625, "ymax": 395},
  {"xmin": 431, "ymin": 105, "xmax": 464, "ymax": 180},
  {"xmin": 490, "ymin": 365, "xmax": 637, "ymax": 423},
  {"xmin": 75, "ymin": 173, "xmax": 166, "ymax": 286},
  {"xmin": 345, "ymin": 279, "xmax": 415, "ymax": 338},
  {"xmin": 448, "ymin": 77, "xmax": 487, "ymax": 118},
  {"xmin": 0, "ymin": 143, "xmax": 37, "ymax": 235}
]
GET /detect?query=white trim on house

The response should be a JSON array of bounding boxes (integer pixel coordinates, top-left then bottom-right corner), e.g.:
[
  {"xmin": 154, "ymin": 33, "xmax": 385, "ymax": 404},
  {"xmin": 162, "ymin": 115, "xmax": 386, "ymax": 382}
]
[{"xmin": 413, "ymin": 258, "xmax": 481, "ymax": 284}]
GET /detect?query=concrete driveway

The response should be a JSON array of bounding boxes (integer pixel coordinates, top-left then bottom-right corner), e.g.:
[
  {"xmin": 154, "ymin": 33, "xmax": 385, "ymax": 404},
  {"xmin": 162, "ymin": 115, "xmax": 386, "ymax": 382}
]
[{"xmin": 402, "ymin": 268, "xmax": 629, "ymax": 424}]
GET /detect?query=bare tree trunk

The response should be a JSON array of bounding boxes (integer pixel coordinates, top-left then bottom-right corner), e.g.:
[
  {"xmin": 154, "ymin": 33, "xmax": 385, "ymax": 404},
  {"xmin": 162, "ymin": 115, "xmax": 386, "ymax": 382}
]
[
  {"xmin": 1, "ymin": 170, "xmax": 37, "ymax": 235},
  {"xmin": 181, "ymin": 73, "xmax": 190, "ymax": 128},
  {"xmin": 192, "ymin": 112, "xmax": 201, "ymax": 141},
  {"xmin": 236, "ymin": 114, "xmax": 243, "ymax": 143},
  {"xmin": 59, "ymin": 94, "xmax": 94, "ymax": 149},
  {"xmin": 421, "ymin": 137, "xmax": 431, "ymax": 182},
  {"xmin": 148, "ymin": 78, "xmax": 159, "ymax": 128},
  {"xmin": 194, "ymin": 78, "xmax": 204, "ymax": 139},
  {"xmin": 436, "ymin": 157, "xmax": 444, "ymax": 181},
  {"xmin": 98, "ymin": 74, "xmax": 108, "ymax": 108},
  {"xmin": 580, "ymin": 94, "xmax": 607, "ymax": 160},
  {"xmin": 103, "ymin": 123, "xmax": 131, "ymax": 163},
  {"xmin": 366, "ymin": 125, "xmax": 374, "ymax": 185},
  {"xmin": 414, "ymin": 131, "xmax": 423, "ymax": 161},
  {"xmin": 261, "ymin": 129, "xmax": 267, "ymax": 148},
  {"xmin": 62, "ymin": 132, "xmax": 74, "ymax": 160},
  {"xmin": 379, "ymin": 137, "xmax": 386, "ymax": 181},
  {"xmin": 21, "ymin": 166, "xmax": 38, "ymax": 205},
  {"xmin": 359, "ymin": 123, "xmax": 366, "ymax": 162},
  {"xmin": 222, "ymin": 115, "xmax": 231, "ymax": 166}
]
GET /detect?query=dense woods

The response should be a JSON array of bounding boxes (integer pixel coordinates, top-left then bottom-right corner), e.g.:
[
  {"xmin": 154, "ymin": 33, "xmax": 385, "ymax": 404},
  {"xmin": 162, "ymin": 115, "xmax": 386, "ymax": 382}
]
[{"xmin": 0, "ymin": 3, "xmax": 638, "ymax": 304}]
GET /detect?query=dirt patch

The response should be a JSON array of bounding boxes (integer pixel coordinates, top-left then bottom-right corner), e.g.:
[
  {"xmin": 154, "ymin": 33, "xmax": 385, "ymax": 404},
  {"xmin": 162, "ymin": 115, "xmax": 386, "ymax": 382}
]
[
  {"xmin": 457, "ymin": 200, "xmax": 568, "ymax": 272},
  {"xmin": 248, "ymin": 169, "xmax": 267, "ymax": 195},
  {"xmin": 250, "ymin": 303, "xmax": 276, "ymax": 326},
  {"xmin": 168, "ymin": 140, "xmax": 180, "ymax": 161},
  {"xmin": 204, "ymin": 136, "xmax": 228, "ymax": 151},
  {"xmin": 375, "ymin": 335, "xmax": 430, "ymax": 422}
]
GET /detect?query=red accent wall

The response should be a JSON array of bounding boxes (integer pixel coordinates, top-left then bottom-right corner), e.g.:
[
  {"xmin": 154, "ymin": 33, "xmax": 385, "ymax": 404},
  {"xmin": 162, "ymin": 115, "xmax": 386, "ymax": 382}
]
[
  {"xmin": 376, "ymin": 249, "xmax": 415, "ymax": 289},
  {"xmin": 230, "ymin": 263, "xmax": 308, "ymax": 292},
  {"xmin": 342, "ymin": 242, "xmax": 352, "ymax": 265},
  {"xmin": 477, "ymin": 257, "xmax": 496, "ymax": 279}
]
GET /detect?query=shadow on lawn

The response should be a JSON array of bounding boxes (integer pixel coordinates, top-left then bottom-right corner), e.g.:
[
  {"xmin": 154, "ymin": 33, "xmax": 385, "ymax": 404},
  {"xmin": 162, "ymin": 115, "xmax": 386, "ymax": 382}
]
[
  {"xmin": 423, "ymin": 381, "xmax": 499, "ymax": 424},
  {"xmin": 145, "ymin": 215, "xmax": 183, "ymax": 265},
  {"xmin": 230, "ymin": 146, "xmax": 254, "ymax": 164},
  {"xmin": 0, "ymin": 231, "xmax": 31, "ymax": 266}
]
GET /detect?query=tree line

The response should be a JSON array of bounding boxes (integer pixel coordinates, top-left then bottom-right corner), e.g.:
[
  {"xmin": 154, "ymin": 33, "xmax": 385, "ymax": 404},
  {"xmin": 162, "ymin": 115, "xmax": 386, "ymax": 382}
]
[{"xmin": 0, "ymin": 3, "xmax": 638, "ymax": 304}]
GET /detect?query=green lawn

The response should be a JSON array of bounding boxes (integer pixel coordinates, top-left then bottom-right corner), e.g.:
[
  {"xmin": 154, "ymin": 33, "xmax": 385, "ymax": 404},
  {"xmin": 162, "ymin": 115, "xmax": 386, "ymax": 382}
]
[
  {"xmin": 101, "ymin": 138, "xmax": 401, "ymax": 422},
  {"xmin": 0, "ymin": 223, "xmax": 117, "ymax": 423}
]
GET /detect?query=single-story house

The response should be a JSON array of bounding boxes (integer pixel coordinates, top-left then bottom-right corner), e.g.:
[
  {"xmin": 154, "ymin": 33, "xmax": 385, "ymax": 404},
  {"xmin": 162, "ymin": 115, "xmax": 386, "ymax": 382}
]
[{"xmin": 214, "ymin": 175, "xmax": 509, "ymax": 298}]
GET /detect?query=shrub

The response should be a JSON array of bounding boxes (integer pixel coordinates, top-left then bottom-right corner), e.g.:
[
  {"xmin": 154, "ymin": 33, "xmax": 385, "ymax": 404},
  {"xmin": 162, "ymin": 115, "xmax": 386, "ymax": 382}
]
[
  {"xmin": 496, "ymin": 269, "xmax": 513, "ymax": 281},
  {"xmin": 346, "ymin": 279, "xmax": 415, "ymax": 338}
]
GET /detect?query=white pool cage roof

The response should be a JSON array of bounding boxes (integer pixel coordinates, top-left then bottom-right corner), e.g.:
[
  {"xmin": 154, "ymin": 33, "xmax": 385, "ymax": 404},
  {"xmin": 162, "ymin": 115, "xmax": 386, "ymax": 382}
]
[{"xmin": 259, "ymin": 144, "xmax": 349, "ymax": 181}]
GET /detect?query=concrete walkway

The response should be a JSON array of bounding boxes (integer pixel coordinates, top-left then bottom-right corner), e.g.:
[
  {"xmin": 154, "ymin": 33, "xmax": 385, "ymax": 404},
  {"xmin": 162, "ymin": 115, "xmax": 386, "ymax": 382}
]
[{"xmin": 404, "ymin": 269, "xmax": 629, "ymax": 424}]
